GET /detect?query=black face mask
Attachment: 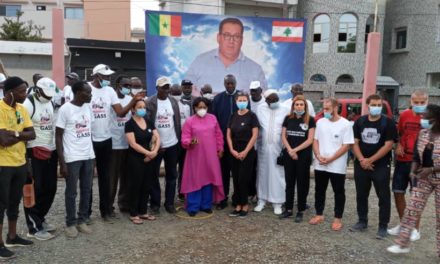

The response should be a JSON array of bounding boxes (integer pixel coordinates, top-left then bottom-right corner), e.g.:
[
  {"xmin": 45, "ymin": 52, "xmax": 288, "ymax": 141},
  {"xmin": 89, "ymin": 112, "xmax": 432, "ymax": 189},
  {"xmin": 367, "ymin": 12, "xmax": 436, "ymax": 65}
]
[{"xmin": 182, "ymin": 94, "xmax": 192, "ymax": 100}]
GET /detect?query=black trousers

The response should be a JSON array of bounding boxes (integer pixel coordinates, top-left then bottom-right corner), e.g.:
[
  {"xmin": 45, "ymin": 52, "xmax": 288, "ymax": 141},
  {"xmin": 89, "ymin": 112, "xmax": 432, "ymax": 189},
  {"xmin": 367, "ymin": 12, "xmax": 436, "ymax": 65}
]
[
  {"xmin": 220, "ymin": 144, "xmax": 232, "ymax": 202},
  {"xmin": 177, "ymin": 148, "xmax": 186, "ymax": 195},
  {"xmin": 231, "ymin": 149, "xmax": 256, "ymax": 206},
  {"xmin": 24, "ymin": 150, "xmax": 58, "ymax": 233},
  {"xmin": 314, "ymin": 170, "xmax": 346, "ymax": 218},
  {"xmin": 248, "ymin": 152, "xmax": 258, "ymax": 197},
  {"xmin": 354, "ymin": 161, "xmax": 391, "ymax": 227},
  {"xmin": 109, "ymin": 149, "xmax": 129, "ymax": 211},
  {"xmin": 0, "ymin": 165, "xmax": 27, "ymax": 222},
  {"xmin": 150, "ymin": 143, "xmax": 179, "ymax": 208},
  {"xmin": 127, "ymin": 153, "xmax": 153, "ymax": 217},
  {"xmin": 91, "ymin": 138, "xmax": 113, "ymax": 217},
  {"xmin": 284, "ymin": 155, "xmax": 311, "ymax": 212}
]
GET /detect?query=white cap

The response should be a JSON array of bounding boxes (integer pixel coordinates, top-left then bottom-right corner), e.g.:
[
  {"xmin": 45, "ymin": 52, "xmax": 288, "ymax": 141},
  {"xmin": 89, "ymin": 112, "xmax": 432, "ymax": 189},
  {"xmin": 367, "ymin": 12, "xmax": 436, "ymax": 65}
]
[
  {"xmin": 263, "ymin": 89, "xmax": 278, "ymax": 98},
  {"xmin": 156, "ymin": 76, "xmax": 171, "ymax": 87},
  {"xmin": 92, "ymin": 64, "xmax": 114, "ymax": 76},
  {"xmin": 36, "ymin": 77, "xmax": 57, "ymax": 97},
  {"xmin": 249, "ymin": 81, "xmax": 260, "ymax": 90}
]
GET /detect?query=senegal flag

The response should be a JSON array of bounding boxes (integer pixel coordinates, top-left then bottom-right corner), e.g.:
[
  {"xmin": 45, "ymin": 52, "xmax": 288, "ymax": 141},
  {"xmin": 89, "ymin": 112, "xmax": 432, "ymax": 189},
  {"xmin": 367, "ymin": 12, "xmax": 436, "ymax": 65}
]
[{"xmin": 149, "ymin": 13, "xmax": 182, "ymax": 37}]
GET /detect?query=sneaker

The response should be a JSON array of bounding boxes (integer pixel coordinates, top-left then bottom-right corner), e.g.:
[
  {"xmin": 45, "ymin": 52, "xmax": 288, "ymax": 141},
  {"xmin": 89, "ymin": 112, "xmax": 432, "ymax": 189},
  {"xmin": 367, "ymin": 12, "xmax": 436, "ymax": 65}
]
[
  {"xmin": 165, "ymin": 205, "xmax": 177, "ymax": 214},
  {"xmin": 349, "ymin": 222, "xmax": 368, "ymax": 232},
  {"xmin": 42, "ymin": 221, "xmax": 57, "ymax": 232},
  {"xmin": 387, "ymin": 224, "xmax": 400, "ymax": 236},
  {"xmin": 410, "ymin": 229, "xmax": 421, "ymax": 242},
  {"xmin": 273, "ymin": 205, "xmax": 282, "ymax": 215},
  {"xmin": 294, "ymin": 212, "xmax": 303, "ymax": 223},
  {"xmin": 0, "ymin": 244, "xmax": 15, "ymax": 260},
  {"xmin": 239, "ymin": 211, "xmax": 248, "ymax": 218},
  {"xmin": 376, "ymin": 227, "xmax": 388, "ymax": 239},
  {"xmin": 27, "ymin": 230, "xmax": 55, "ymax": 241},
  {"xmin": 77, "ymin": 223, "xmax": 92, "ymax": 234},
  {"xmin": 279, "ymin": 210, "xmax": 293, "ymax": 219},
  {"xmin": 4, "ymin": 234, "xmax": 33, "ymax": 247},
  {"xmin": 253, "ymin": 202, "xmax": 265, "ymax": 212},
  {"xmin": 229, "ymin": 210, "xmax": 241, "ymax": 217},
  {"xmin": 387, "ymin": 244, "xmax": 410, "ymax": 254},
  {"xmin": 65, "ymin": 226, "xmax": 78, "ymax": 238}
]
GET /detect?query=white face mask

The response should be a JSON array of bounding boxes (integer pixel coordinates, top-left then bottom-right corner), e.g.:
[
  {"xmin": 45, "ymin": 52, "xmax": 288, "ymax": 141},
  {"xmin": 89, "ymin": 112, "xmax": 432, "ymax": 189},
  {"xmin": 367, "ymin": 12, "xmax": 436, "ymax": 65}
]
[
  {"xmin": 202, "ymin": 93, "xmax": 215, "ymax": 100},
  {"xmin": 131, "ymin": 88, "xmax": 142, "ymax": 96},
  {"xmin": 172, "ymin": 95, "xmax": 182, "ymax": 101},
  {"xmin": 196, "ymin": 108, "xmax": 207, "ymax": 117}
]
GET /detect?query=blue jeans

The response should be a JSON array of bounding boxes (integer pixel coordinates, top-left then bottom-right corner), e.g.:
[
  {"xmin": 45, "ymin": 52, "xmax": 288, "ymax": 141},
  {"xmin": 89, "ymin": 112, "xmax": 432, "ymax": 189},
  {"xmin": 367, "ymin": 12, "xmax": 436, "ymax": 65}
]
[
  {"xmin": 65, "ymin": 159, "xmax": 93, "ymax": 227},
  {"xmin": 186, "ymin": 184, "xmax": 212, "ymax": 213}
]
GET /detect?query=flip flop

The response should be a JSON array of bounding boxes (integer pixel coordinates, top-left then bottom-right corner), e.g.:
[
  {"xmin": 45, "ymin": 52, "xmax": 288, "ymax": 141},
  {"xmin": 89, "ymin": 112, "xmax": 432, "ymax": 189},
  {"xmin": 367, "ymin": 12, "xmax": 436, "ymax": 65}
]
[
  {"xmin": 129, "ymin": 216, "xmax": 143, "ymax": 225},
  {"xmin": 139, "ymin": 214, "xmax": 156, "ymax": 221}
]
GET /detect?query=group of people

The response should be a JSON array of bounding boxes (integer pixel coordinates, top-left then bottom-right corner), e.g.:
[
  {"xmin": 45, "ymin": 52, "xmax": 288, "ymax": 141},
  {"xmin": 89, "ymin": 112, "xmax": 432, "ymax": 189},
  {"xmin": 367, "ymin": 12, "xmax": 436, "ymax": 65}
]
[{"xmin": 0, "ymin": 66, "xmax": 439, "ymax": 260}]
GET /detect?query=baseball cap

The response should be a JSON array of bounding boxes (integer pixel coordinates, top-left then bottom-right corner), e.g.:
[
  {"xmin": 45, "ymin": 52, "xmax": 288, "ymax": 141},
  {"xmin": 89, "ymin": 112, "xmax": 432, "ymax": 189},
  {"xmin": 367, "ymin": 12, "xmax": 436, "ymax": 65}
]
[
  {"xmin": 66, "ymin": 72, "xmax": 79, "ymax": 79},
  {"xmin": 181, "ymin": 79, "xmax": 193, "ymax": 86},
  {"xmin": 37, "ymin": 77, "xmax": 57, "ymax": 97},
  {"xmin": 0, "ymin": 73, "xmax": 6, "ymax": 83},
  {"xmin": 156, "ymin": 76, "xmax": 171, "ymax": 87},
  {"xmin": 92, "ymin": 64, "xmax": 114, "ymax": 76},
  {"xmin": 249, "ymin": 81, "xmax": 260, "ymax": 90}
]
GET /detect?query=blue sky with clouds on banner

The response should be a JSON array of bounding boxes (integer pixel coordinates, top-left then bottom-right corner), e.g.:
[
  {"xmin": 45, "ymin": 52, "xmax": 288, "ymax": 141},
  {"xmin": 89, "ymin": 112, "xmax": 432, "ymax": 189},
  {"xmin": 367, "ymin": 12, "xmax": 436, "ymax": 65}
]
[{"xmin": 144, "ymin": 11, "xmax": 306, "ymax": 100}]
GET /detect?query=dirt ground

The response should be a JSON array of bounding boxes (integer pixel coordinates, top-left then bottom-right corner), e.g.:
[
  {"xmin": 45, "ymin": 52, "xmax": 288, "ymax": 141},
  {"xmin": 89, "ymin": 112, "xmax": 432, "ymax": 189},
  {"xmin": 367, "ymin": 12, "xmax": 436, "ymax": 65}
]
[{"xmin": 3, "ymin": 168, "xmax": 440, "ymax": 264}]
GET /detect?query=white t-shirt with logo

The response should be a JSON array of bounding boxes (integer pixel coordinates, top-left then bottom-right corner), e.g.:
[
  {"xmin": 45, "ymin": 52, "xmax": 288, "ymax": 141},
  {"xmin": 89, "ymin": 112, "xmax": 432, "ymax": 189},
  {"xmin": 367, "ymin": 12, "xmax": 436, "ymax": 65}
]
[
  {"xmin": 56, "ymin": 102, "xmax": 95, "ymax": 163},
  {"xmin": 110, "ymin": 95, "xmax": 132, "ymax": 150},
  {"xmin": 89, "ymin": 82, "xmax": 120, "ymax": 142},
  {"xmin": 23, "ymin": 96, "xmax": 56, "ymax": 150},
  {"xmin": 313, "ymin": 117, "xmax": 354, "ymax": 174},
  {"xmin": 62, "ymin": 85, "xmax": 74, "ymax": 103},
  {"xmin": 155, "ymin": 98, "xmax": 178, "ymax": 148},
  {"xmin": 177, "ymin": 100, "xmax": 191, "ymax": 127}
]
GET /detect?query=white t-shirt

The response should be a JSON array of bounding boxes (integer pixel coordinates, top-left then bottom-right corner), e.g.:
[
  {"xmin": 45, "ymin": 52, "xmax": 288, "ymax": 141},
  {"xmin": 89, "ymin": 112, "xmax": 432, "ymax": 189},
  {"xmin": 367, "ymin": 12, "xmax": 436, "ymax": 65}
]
[
  {"xmin": 89, "ymin": 82, "xmax": 120, "ymax": 142},
  {"xmin": 250, "ymin": 97, "xmax": 265, "ymax": 114},
  {"xmin": 110, "ymin": 95, "xmax": 132, "ymax": 150},
  {"xmin": 313, "ymin": 117, "xmax": 354, "ymax": 174},
  {"xmin": 23, "ymin": 96, "xmax": 56, "ymax": 150},
  {"xmin": 63, "ymin": 85, "xmax": 74, "ymax": 103},
  {"xmin": 56, "ymin": 102, "xmax": 95, "ymax": 163},
  {"xmin": 155, "ymin": 98, "xmax": 178, "ymax": 148},
  {"xmin": 283, "ymin": 98, "xmax": 316, "ymax": 117},
  {"xmin": 177, "ymin": 100, "xmax": 191, "ymax": 127}
]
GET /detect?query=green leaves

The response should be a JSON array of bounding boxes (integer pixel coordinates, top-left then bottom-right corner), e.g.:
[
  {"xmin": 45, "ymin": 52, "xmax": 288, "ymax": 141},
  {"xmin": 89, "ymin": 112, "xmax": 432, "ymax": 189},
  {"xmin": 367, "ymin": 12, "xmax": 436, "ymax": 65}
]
[{"xmin": 0, "ymin": 10, "xmax": 45, "ymax": 41}]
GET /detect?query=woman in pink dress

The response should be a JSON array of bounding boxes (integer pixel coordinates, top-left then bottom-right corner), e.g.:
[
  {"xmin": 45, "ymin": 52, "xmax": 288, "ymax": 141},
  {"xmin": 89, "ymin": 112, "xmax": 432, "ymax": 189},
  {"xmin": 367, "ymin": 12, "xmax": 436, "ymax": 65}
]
[{"xmin": 181, "ymin": 97, "xmax": 224, "ymax": 216}]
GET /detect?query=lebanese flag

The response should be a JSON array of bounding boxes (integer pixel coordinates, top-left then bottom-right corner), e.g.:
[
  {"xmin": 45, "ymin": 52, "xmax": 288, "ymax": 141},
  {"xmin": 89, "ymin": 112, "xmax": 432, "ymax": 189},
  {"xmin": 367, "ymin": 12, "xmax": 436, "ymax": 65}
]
[{"xmin": 272, "ymin": 21, "xmax": 304, "ymax": 42}]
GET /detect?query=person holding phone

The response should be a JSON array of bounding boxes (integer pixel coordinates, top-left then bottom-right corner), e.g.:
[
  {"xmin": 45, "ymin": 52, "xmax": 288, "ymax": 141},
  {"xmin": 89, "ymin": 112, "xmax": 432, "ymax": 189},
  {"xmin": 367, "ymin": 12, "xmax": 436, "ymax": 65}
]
[{"xmin": 180, "ymin": 97, "xmax": 224, "ymax": 217}]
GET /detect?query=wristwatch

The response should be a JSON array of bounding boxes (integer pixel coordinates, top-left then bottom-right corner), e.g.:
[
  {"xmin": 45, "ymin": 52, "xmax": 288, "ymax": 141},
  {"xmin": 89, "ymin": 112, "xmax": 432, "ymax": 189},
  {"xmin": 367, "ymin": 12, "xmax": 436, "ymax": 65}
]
[{"xmin": 15, "ymin": 131, "xmax": 19, "ymax": 138}]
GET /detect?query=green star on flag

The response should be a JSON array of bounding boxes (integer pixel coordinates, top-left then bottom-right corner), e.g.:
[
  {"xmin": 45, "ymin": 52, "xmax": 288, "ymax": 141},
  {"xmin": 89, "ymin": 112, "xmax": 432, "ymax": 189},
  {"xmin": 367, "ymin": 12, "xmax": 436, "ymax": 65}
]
[{"xmin": 149, "ymin": 13, "xmax": 182, "ymax": 37}]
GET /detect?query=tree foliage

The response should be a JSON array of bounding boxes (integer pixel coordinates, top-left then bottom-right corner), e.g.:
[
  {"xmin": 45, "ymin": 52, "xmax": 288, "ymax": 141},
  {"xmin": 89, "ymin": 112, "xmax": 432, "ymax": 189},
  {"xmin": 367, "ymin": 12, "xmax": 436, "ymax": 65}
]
[{"xmin": 0, "ymin": 11, "xmax": 45, "ymax": 41}]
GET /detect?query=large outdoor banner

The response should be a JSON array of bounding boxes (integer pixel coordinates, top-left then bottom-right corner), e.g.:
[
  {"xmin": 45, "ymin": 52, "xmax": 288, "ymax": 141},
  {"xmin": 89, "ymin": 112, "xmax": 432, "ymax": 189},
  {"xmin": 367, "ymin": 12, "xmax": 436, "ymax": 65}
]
[{"xmin": 145, "ymin": 10, "xmax": 306, "ymax": 100}]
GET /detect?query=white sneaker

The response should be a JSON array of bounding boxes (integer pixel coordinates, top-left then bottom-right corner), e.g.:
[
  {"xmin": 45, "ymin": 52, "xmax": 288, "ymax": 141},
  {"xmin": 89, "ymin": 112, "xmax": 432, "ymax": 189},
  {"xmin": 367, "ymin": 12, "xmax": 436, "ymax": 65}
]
[
  {"xmin": 27, "ymin": 230, "xmax": 55, "ymax": 241},
  {"xmin": 410, "ymin": 229, "xmax": 421, "ymax": 242},
  {"xmin": 253, "ymin": 201, "xmax": 266, "ymax": 212},
  {"xmin": 77, "ymin": 223, "xmax": 92, "ymax": 234},
  {"xmin": 65, "ymin": 226, "xmax": 78, "ymax": 238},
  {"xmin": 273, "ymin": 205, "xmax": 282, "ymax": 215},
  {"xmin": 42, "ymin": 221, "xmax": 56, "ymax": 232},
  {"xmin": 387, "ymin": 224, "xmax": 400, "ymax": 236},
  {"xmin": 387, "ymin": 244, "xmax": 410, "ymax": 254}
]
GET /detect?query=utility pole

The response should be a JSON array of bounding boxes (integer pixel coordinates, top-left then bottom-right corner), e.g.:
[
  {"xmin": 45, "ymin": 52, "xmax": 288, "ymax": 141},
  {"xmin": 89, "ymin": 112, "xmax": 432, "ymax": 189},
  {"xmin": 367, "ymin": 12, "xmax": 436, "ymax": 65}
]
[
  {"xmin": 373, "ymin": 0, "xmax": 379, "ymax": 32},
  {"xmin": 283, "ymin": 0, "xmax": 288, "ymax": 18}
]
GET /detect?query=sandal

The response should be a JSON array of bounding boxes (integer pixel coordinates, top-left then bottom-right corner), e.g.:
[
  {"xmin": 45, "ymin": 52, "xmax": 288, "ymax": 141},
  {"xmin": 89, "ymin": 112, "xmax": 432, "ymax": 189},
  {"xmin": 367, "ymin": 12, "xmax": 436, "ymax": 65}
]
[
  {"xmin": 331, "ymin": 218, "xmax": 343, "ymax": 231},
  {"xmin": 129, "ymin": 216, "xmax": 143, "ymax": 225},
  {"xmin": 308, "ymin": 215, "xmax": 324, "ymax": 225},
  {"xmin": 139, "ymin": 214, "xmax": 156, "ymax": 221}
]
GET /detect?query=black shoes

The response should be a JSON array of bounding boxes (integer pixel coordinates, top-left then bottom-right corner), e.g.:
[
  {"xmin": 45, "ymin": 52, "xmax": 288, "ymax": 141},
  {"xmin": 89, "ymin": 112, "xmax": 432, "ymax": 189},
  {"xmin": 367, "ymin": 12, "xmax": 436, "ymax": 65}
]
[
  {"xmin": 201, "ymin": 208, "xmax": 213, "ymax": 214},
  {"xmin": 294, "ymin": 212, "xmax": 303, "ymax": 223},
  {"xmin": 238, "ymin": 211, "xmax": 248, "ymax": 218},
  {"xmin": 165, "ymin": 205, "xmax": 177, "ymax": 214},
  {"xmin": 0, "ymin": 244, "xmax": 14, "ymax": 260},
  {"xmin": 279, "ymin": 210, "xmax": 293, "ymax": 219},
  {"xmin": 376, "ymin": 226, "xmax": 388, "ymax": 240},
  {"xmin": 5, "ymin": 234, "xmax": 34, "ymax": 248},
  {"xmin": 349, "ymin": 222, "xmax": 368, "ymax": 232},
  {"xmin": 188, "ymin": 211, "xmax": 196, "ymax": 217},
  {"xmin": 216, "ymin": 200, "xmax": 228, "ymax": 210},
  {"xmin": 229, "ymin": 210, "xmax": 241, "ymax": 217},
  {"xmin": 150, "ymin": 206, "xmax": 160, "ymax": 215}
]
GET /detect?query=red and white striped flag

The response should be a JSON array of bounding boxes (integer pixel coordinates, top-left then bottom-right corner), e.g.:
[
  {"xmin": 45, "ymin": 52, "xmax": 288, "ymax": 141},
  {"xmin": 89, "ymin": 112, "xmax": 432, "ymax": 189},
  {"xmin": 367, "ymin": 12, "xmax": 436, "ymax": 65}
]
[{"xmin": 272, "ymin": 21, "xmax": 304, "ymax": 42}]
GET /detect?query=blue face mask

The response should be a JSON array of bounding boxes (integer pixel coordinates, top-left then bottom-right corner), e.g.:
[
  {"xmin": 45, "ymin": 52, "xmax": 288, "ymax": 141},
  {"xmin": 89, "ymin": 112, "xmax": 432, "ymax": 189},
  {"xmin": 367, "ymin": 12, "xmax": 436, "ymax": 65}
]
[
  {"xmin": 369, "ymin": 106, "xmax": 382, "ymax": 116},
  {"xmin": 324, "ymin": 112, "xmax": 333, "ymax": 119},
  {"xmin": 100, "ymin": 79, "xmax": 111, "ymax": 88},
  {"xmin": 420, "ymin": 119, "xmax": 433, "ymax": 129},
  {"xmin": 413, "ymin": 105, "xmax": 427, "ymax": 114},
  {"xmin": 120, "ymin": 87, "xmax": 131, "ymax": 95},
  {"xmin": 136, "ymin": 108, "xmax": 146, "ymax": 117},
  {"xmin": 237, "ymin": 101, "xmax": 248, "ymax": 110},
  {"xmin": 294, "ymin": 110, "xmax": 305, "ymax": 116},
  {"xmin": 269, "ymin": 102, "xmax": 280, "ymax": 110}
]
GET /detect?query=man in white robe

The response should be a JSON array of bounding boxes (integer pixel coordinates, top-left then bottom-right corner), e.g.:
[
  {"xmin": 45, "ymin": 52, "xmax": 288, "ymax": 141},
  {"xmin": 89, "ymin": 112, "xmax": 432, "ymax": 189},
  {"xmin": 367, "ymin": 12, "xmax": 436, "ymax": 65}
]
[{"xmin": 254, "ymin": 89, "xmax": 290, "ymax": 215}]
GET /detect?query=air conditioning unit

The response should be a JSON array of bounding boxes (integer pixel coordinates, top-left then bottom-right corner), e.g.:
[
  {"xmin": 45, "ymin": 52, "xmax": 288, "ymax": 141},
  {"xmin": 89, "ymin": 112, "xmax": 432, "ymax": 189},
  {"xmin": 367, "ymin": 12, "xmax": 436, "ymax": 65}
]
[{"xmin": 36, "ymin": 5, "xmax": 46, "ymax": 11}]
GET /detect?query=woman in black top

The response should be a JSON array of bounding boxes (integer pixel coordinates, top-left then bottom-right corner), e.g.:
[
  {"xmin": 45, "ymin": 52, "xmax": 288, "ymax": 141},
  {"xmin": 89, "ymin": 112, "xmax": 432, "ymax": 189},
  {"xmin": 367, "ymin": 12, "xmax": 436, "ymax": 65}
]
[
  {"xmin": 226, "ymin": 92, "xmax": 259, "ymax": 217},
  {"xmin": 125, "ymin": 99, "xmax": 160, "ymax": 224},
  {"xmin": 280, "ymin": 95, "xmax": 315, "ymax": 222}
]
